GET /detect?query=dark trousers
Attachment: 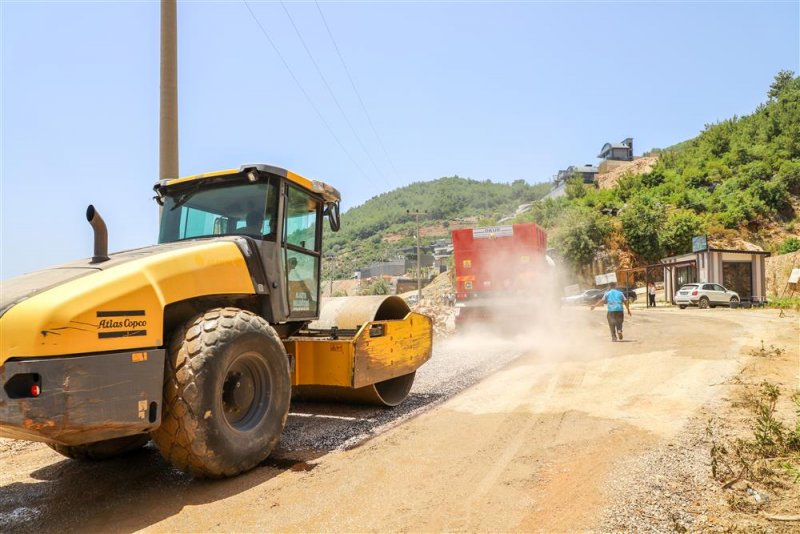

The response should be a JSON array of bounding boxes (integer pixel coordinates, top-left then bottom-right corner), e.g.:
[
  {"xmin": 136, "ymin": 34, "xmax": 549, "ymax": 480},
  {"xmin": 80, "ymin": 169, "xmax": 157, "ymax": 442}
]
[
  {"xmin": 607, "ymin": 311, "xmax": 624, "ymax": 339},
  {"xmin": 648, "ymin": 294, "xmax": 656, "ymax": 307}
]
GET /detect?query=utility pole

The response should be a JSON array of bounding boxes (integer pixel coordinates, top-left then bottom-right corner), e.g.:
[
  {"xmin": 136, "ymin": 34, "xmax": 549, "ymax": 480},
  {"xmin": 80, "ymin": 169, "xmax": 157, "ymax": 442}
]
[
  {"xmin": 160, "ymin": 0, "xmax": 179, "ymax": 181},
  {"xmin": 407, "ymin": 210, "xmax": 427, "ymax": 302}
]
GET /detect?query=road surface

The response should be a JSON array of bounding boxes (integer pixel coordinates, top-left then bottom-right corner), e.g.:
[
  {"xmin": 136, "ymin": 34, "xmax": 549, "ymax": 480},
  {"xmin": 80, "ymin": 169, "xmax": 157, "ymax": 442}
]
[{"xmin": 0, "ymin": 306, "xmax": 796, "ymax": 532}]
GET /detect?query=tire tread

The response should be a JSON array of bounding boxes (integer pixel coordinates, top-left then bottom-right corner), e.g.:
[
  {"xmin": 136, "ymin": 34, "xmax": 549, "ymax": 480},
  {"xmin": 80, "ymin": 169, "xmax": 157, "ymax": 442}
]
[{"xmin": 151, "ymin": 307, "xmax": 288, "ymax": 478}]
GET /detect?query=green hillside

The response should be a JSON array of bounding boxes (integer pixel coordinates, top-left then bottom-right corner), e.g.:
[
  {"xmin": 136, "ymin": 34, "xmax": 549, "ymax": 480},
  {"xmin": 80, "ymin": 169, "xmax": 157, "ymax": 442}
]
[
  {"xmin": 324, "ymin": 71, "xmax": 799, "ymax": 280},
  {"xmin": 516, "ymin": 71, "xmax": 800, "ymax": 270},
  {"xmin": 324, "ymin": 177, "xmax": 551, "ymax": 276}
]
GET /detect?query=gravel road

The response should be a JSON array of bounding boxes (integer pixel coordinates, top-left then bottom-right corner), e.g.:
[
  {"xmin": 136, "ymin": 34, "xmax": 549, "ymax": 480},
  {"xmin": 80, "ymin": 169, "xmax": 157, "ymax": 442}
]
[
  {"xmin": 0, "ymin": 326, "xmax": 530, "ymax": 533},
  {"xmin": 277, "ymin": 331, "xmax": 527, "ymax": 454}
]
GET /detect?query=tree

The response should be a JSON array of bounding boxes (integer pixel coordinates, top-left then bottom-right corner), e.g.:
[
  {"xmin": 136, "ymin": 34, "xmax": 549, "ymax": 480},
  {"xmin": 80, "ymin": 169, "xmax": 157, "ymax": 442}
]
[
  {"xmin": 552, "ymin": 208, "xmax": 611, "ymax": 269},
  {"xmin": 768, "ymin": 70, "xmax": 795, "ymax": 100},
  {"xmin": 566, "ymin": 176, "xmax": 587, "ymax": 199},
  {"xmin": 658, "ymin": 209, "xmax": 704, "ymax": 256},
  {"xmin": 620, "ymin": 195, "xmax": 667, "ymax": 261}
]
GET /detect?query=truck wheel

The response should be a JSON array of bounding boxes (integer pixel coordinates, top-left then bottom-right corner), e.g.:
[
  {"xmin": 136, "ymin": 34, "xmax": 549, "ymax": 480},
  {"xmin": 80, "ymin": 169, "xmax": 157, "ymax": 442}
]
[
  {"xmin": 48, "ymin": 434, "xmax": 149, "ymax": 461},
  {"xmin": 698, "ymin": 297, "xmax": 710, "ymax": 309},
  {"xmin": 151, "ymin": 307, "xmax": 290, "ymax": 478},
  {"xmin": 679, "ymin": 305, "xmax": 687, "ymax": 309}
]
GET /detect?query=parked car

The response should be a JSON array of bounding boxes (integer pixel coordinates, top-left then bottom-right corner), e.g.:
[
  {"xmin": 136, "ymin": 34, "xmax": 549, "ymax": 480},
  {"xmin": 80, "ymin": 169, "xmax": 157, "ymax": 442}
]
[
  {"xmin": 563, "ymin": 287, "xmax": 638, "ymax": 306},
  {"xmin": 562, "ymin": 289, "xmax": 605, "ymax": 306},
  {"xmin": 674, "ymin": 283, "xmax": 740, "ymax": 309},
  {"xmin": 592, "ymin": 288, "xmax": 638, "ymax": 305},
  {"xmin": 617, "ymin": 287, "xmax": 638, "ymax": 303}
]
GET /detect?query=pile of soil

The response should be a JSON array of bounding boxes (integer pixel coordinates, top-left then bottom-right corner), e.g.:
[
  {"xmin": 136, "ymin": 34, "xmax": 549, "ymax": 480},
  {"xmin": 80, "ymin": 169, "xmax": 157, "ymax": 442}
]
[
  {"xmin": 596, "ymin": 156, "xmax": 659, "ymax": 190},
  {"xmin": 411, "ymin": 271, "xmax": 456, "ymax": 336}
]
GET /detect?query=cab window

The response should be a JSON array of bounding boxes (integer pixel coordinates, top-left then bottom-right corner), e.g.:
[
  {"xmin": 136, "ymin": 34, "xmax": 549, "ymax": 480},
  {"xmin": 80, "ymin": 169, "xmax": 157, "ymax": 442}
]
[
  {"xmin": 285, "ymin": 187, "xmax": 319, "ymax": 251},
  {"xmin": 159, "ymin": 179, "xmax": 278, "ymax": 243},
  {"xmin": 283, "ymin": 186, "xmax": 321, "ymax": 317}
]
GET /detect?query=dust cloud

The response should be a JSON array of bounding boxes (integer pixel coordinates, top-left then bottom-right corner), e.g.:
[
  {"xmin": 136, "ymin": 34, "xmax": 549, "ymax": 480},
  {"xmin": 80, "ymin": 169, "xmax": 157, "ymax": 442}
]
[{"xmin": 443, "ymin": 259, "xmax": 604, "ymax": 365}]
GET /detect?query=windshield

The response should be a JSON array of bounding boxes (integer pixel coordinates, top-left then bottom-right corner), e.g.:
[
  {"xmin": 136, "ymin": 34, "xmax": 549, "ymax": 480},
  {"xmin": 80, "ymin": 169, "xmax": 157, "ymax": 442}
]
[{"xmin": 159, "ymin": 179, "xmax": 278, "ymax": 243}]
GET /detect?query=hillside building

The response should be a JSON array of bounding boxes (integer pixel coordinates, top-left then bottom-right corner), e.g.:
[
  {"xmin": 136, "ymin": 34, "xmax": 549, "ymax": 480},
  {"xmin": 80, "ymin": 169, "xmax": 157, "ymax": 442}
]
[
  {"xmin": 598, "ymin": 137, "xmax": 634, "ymax": 161},
  {"xmin": 555, "ymin": 164, "xmax": 598, "ymax": 185},
  {"xmin": 598, "ymin": 138, "xmax": 635, "ymax": 174},
  {"xmin": 358, "ymin": 255, "xmax": 436, "ymax": 279}
]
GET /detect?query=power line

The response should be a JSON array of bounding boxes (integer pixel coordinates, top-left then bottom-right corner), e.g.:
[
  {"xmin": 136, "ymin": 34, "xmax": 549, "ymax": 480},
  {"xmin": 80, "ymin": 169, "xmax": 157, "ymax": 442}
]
[
  {"xmin": 314, "ymin": 1, "xmax": 401, "ymax": 180},
  {"xmin": 279, "ymin": 0, "xmax": 388, "ymax": 183},
  {"xmin": 242, "ymin": 0, "xmax": 375, "ymax": 188}
]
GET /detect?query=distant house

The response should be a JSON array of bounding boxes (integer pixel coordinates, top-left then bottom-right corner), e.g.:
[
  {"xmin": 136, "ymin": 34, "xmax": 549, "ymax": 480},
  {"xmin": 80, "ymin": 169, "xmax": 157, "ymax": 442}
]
[
  {"xmin": 358, "ymin": 259, "xmax": 406, "ymax": 278},
  {"xmin": 598, "ymin": 137, "xmax": 634, "ymax": 161},
  {"xmin": 556, "ymin": 165, "xmax": 598, "ymax": 185}
]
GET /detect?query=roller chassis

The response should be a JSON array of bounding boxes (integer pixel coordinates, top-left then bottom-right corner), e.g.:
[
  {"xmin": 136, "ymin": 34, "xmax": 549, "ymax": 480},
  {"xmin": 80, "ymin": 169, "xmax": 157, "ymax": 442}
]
[{"xmin": 0, "ymin": 349, "xmax": 165, "ymax": 445}]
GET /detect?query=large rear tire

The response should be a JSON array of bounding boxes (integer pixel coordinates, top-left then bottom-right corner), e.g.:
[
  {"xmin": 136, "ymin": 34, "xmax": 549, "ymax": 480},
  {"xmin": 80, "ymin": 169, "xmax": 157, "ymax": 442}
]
[
  {"xmin": 48, "ymin": 434, "xmax": 149, "ymax": 461},
  {"xmin": 698, "ymin": 297, "xmax": 710, "ymax": 309},
  {"xmin": 151, "ymin": 307, "xmax": 291, "ymax": 478}
]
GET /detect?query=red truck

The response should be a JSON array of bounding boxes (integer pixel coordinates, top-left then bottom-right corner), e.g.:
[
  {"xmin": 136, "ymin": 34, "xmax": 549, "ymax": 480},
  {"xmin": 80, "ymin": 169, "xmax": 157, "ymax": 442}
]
[{"xmin": 451, "ymin": 223, "xmax": 549, "ymax": 327}]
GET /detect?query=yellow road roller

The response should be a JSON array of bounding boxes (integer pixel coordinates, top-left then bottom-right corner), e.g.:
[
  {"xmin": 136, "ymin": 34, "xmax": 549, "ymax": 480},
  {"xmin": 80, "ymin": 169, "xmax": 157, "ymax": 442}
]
[{"xmin": 0, "ymin": 164, "xmax": 433, "ymax": 477}]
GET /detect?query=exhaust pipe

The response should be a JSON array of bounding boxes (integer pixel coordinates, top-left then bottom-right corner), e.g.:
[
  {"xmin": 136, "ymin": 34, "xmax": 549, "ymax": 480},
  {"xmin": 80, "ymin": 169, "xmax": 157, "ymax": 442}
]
[{"xmin": 86, "ymin": 205, "xmax": 109, "ymax": 263}]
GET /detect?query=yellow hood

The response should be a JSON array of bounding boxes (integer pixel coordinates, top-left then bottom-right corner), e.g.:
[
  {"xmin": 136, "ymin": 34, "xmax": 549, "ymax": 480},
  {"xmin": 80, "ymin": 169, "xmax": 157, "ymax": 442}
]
[{"xmin": 0, "ymin": 238, "xmax": 255, "ymax": 364}]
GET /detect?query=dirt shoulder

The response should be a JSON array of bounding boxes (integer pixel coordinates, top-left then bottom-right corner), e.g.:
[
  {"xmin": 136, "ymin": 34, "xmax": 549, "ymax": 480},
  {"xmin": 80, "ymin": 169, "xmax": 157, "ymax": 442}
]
[{"xmin": 601, "ymin": 308, "xmax": 799, "ymax": 532}]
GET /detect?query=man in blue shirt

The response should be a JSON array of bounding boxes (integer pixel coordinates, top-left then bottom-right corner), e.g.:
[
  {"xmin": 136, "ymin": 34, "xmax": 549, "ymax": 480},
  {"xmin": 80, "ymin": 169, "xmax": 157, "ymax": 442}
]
[{"xmin": 591, "ymin": 284, "xmax": 632, "ymax": 341}]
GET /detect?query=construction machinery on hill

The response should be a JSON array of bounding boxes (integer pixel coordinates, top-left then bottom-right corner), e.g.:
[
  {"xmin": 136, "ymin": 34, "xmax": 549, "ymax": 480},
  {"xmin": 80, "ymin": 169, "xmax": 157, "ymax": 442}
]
[{"xmin": 0, "ymin": 164, "xmax": 432, "ymax": 477}]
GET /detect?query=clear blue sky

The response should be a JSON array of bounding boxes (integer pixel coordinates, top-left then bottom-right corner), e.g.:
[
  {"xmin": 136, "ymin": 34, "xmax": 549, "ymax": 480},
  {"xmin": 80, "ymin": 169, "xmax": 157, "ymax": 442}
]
[{"xmin": 2, "ymin": 0, "xmax": 798, "ymax": 278}]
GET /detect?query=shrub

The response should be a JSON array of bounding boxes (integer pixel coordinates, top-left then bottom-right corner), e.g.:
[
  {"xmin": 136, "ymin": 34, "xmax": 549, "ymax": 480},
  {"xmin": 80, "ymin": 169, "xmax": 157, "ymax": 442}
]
[
  {"xmin": 682, "ymin": 165, "xmax": 707, "ymax": 188},
  {"xmin": 359, "ymin": 278, "xmax": 391, "ymax": 296},
  {"xmin": 566, "ymin": 176, "xmax": 587, "ymax": 199},
  {"xmin": 777, "ymin": 237, "xmax": 800, "ymax": 255}
]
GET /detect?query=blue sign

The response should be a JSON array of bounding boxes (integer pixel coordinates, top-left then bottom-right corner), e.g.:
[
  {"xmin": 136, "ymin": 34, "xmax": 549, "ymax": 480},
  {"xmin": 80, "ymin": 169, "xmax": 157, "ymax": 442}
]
[{"xmin": 692, "ymin": 235, "xmax": 708, "ymax": 253}]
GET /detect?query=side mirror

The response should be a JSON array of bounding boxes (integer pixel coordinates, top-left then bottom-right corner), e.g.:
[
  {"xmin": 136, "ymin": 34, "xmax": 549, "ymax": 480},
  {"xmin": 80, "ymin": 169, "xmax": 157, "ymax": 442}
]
[{"xmin": 325, "ymin": 202, "xmax": 341, "ymax": 232}]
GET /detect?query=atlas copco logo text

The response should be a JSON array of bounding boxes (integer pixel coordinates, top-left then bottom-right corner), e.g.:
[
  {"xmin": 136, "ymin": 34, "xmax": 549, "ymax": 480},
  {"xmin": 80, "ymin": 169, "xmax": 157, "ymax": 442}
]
[
  {"xmin": 98, "ymin": 318, "xmax": 147, "ymax": 329},
  {"xmin": 96, "ymin": 311, "xmax": 148, "ymax": 339}
]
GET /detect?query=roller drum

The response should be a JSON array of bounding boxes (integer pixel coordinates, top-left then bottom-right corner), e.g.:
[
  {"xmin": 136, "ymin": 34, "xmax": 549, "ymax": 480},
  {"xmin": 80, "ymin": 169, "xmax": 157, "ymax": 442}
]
[
  {"xmin": 296, "ymin": 295, "xmax": 418, "ymax": 406},
  {"xmin": 293, "ymin": 372, "xmax": 416, "ymax": 407},
  {"xmin": 310, "ymin": 295, "xmax": 411, "ymax": 330}
]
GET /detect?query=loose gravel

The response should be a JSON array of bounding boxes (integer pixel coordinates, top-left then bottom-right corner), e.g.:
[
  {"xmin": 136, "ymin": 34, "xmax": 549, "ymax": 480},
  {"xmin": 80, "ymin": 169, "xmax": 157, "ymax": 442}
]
[
  {"xmin": 276, "ymin": 332, "xmax": 526, "ymax": 455},
  {"xmin": 599, "ymin": 412, "xmax": 719, "ymax": 533}
]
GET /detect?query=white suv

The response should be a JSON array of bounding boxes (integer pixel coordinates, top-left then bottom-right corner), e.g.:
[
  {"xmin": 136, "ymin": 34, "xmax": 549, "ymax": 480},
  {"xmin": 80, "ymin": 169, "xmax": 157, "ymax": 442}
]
[{"xmin": 674, "ymin": 283, "xmax": 741, "ymax": 309}]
